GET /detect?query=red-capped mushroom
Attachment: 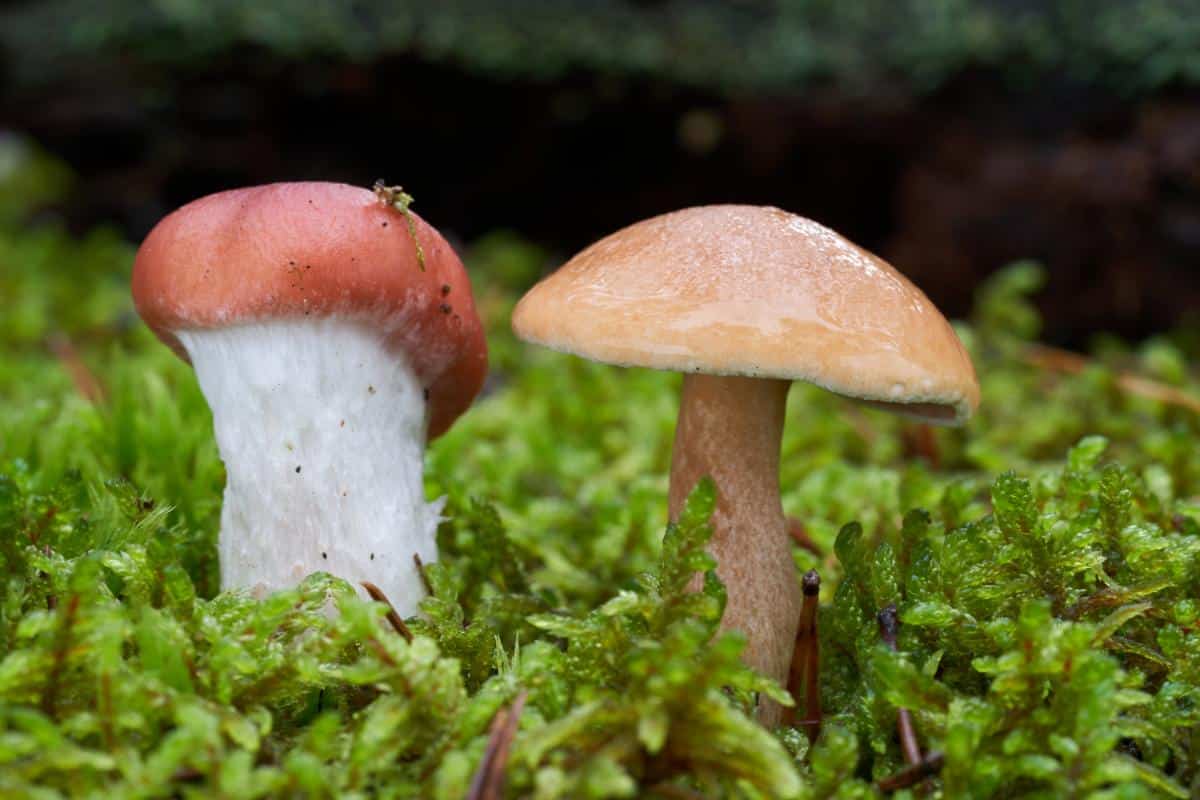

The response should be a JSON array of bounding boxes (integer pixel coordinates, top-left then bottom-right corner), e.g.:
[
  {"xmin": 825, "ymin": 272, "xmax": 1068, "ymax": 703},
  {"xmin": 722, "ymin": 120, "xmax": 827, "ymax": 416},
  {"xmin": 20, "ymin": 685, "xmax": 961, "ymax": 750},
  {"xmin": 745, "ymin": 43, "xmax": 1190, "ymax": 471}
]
[{"xmin": 132, "ymin": 182, "xmax": 487, "ymax": 613}]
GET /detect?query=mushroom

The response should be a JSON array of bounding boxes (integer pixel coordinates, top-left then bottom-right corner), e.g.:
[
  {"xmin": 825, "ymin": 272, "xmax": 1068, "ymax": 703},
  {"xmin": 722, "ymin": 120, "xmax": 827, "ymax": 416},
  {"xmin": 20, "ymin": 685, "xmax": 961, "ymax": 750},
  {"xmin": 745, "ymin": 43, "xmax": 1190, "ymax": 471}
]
[
  {"xmin": 511, "ymin": 205, "xmax": 978, "ymax": 723},
  {"xmin": 132, "ymin": 182, "xmax": 487, "ymax": 614}
]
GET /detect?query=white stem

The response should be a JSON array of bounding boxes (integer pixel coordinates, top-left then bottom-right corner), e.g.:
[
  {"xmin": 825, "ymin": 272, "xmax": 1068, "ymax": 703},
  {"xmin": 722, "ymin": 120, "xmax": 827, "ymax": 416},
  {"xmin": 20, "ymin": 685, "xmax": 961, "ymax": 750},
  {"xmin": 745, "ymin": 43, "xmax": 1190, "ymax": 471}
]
[{"xmin": 178, "ymin": 318, "xmax": 441, "ymax": 614}]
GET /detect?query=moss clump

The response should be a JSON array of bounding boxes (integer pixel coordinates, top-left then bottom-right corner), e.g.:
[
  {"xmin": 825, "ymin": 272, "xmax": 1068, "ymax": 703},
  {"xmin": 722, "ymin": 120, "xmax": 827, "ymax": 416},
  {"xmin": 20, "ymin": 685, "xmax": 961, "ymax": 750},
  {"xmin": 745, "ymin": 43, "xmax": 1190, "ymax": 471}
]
[{"xmin": 3, "ymin": 139, "xmax": 1200, "ymax": 797}]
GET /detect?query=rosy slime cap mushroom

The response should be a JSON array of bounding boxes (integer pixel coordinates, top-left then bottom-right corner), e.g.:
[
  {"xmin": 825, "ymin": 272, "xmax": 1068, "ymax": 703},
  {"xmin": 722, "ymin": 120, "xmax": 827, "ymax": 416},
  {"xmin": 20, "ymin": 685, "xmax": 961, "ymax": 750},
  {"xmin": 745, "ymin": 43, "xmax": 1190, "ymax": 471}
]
[
  {"xmin": 132, "ymin": 182, "xmax": 487, "ymax": 614},
  {"xmin": 512, "ymin": 204, "xmax": 978, "ymax": 724}
]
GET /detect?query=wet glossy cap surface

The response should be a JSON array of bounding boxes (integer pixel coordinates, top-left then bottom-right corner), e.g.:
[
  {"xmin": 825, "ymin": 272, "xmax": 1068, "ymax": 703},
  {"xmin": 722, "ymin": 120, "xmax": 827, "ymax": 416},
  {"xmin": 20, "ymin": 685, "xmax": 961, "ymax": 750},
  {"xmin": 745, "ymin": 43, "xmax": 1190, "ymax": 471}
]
[
  {"xmin": 132, "ymin": 182, "xmax": 487, "ymax": 438},
  {"xmin": 512, "ymin": 204, "xmax": 979, "ymax": 423}
]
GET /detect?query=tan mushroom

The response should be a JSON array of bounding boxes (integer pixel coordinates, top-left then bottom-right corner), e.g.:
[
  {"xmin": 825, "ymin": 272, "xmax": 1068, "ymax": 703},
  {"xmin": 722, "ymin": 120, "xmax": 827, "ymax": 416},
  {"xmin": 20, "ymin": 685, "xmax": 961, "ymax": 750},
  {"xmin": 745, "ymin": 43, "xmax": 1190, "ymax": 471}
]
[{"xmin": 512, "ymin": 205, "xmax": 978, "ymax": 724}]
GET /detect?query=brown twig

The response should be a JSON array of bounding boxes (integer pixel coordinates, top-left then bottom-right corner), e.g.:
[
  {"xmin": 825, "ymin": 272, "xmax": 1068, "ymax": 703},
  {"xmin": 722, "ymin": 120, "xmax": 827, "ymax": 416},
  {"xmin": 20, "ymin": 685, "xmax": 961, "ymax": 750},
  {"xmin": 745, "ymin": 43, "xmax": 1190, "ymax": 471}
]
[
  {"xmin": 877, "ymin": 751, "xmax": 945, "ymax": 793},
  {"xmin": 47, "ymin": 333, "xmax": 105, "ymax": 404},
  {"xmin": 878, "ymin": 604, "xmax": 922, "ymax": 767},
  {"xmin": 42, "ymin": 593, "xmax": 81, "ymax": 718},
  {"xmin": 787, "ymin": 517, "xmax": 821, "ymax": 556},
  {"xmin": 1025, "ymin": 344, "xmax": 1200, "ymax": 414},
  {"xmin": 360, "ymin": 581, "xmax": 414, "ymax": 642},
  {"xmin": 900, "ymin": 424, "xmax": 941, "ymax": 469},
  {"xmin": 413, "ymin": 553, "xmax": 435, "ymax": 596},
  {"xmin": 648, "ymin": 782, "xmax": 708, "ymax": 800},
  {"xmin": 99, "ymin": 671, "xmax": 115, "ymax": 749},
  {"xmin": 171, "ymin": 767, "xmax": 205, "ymax": 783},
  {"xmin": 467, "ymin": 690, "xmax": 528, "ymax": 800},
  {"xmin": 785, "ymin": 570, "xmax": 822, "ymax": 741},
  {"xmin": 43, "ymin": 545, "xmax": 57, "ymax": 611}
]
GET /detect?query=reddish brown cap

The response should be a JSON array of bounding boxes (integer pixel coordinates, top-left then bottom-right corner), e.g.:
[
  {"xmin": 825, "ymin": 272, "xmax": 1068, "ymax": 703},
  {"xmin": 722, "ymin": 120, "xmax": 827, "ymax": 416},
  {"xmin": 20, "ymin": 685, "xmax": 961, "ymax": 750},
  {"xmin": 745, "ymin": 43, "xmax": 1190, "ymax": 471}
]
[
  {"xmin": 512, "ymin": 205, "xmax": 979, "ymax": 423},
  {"xmin": 132, "ymin": 182, "xmax": 487, "ymax": 437}
]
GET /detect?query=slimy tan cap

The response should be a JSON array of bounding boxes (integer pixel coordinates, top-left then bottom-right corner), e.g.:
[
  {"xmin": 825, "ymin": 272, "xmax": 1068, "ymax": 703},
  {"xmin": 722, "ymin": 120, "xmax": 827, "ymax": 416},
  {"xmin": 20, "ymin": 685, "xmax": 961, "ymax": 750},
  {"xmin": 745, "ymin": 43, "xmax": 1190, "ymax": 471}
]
[{"xmin": 512, "ymin": 204, "xmax": 979, "ymax": 423}]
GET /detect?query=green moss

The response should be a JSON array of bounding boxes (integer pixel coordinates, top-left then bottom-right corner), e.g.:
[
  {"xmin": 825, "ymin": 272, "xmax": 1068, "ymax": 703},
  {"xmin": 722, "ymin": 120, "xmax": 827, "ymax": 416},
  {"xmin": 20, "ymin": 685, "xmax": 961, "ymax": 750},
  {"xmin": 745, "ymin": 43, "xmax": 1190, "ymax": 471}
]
[
  {"xmin": 3, "ymin": 140, "xmax": 1200, "ymax": 797},
  {"xmin": 372, "ymin": 181, "xmax": 426, "ymax": 271}
]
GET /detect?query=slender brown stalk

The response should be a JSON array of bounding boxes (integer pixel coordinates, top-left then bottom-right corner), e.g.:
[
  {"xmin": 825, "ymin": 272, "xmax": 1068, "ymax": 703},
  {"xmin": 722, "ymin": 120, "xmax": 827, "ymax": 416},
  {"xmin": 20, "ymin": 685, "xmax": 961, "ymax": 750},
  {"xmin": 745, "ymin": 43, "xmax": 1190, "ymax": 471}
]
[
  {"xmin": 42, "ymin": 593, "xmax": 81, "ymax": 718},
  {"xmin": 99, "ymin": 671, "xmax": 115, "ymax": 749},
  {"xmin": 787, "ymin": 518, "xmax": 821, "ymax": 556},
  {"xmin": 801, "ymin": 571, "xmax": 821, "ymax": 739},
  {"xmin": 785, "ymin": 570, "xmax": 822, "ymax": 741},
  {"xmin": 878, "ymin": 604, "xmax": 922, "ymax": 767},
  {"xmin": 413, "ymin": 553, "xmax": 435, "ymax": 596},
  {"xmin": 467, "ymin": 690, "xmax": 528, "ymax": 800},
  {"xmin": 1025, "ymin": 344, "xmax": 1200, "ymax": 414},
  {"xmin": 361, "ymin": 581, "xmax": 414, "ymax": 642},
  {"xmin": 649, "ymin": 783, "xmax": 708, "ymax": 800},
  {"xmin": 900, "ymin": 424, "xmax": 941, "ymax": 469},
  {"xmin": 48, "ymin": 333, "xmax": 106, "ymax": 404},
  {"xmin": 877, "ymin": 751, "xmax": 945, "ymax": 793}
]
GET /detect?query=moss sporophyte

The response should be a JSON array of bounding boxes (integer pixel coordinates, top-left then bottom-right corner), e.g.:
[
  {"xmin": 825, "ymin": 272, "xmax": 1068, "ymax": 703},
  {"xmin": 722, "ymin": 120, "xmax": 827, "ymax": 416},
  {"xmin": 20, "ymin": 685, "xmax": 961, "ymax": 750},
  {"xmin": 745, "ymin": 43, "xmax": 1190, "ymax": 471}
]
[{"xmin": 373, "ymin": 179, "xmax": 427, "ymax": 271}]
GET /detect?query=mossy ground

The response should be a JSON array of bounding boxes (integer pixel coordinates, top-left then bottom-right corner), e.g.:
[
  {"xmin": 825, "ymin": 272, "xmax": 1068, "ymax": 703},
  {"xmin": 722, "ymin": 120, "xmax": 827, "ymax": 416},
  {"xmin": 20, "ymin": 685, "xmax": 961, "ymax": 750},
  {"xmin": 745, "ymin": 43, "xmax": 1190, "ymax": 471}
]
[{"xmin": 2, "ymin": 139, "xmax": 1200, "ymax": 798}]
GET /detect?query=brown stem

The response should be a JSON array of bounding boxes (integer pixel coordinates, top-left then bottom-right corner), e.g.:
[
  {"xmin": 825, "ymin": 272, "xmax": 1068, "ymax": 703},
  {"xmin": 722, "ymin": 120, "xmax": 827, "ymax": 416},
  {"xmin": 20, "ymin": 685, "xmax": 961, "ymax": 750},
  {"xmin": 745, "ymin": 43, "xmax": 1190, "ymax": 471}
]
[
  {"xmin": 785, "ymin": 570, "xmax": 822, "ymax": 741},
  {"xmin": 467, "ymin": 690, "xmax": 528, "ymax": 800},
  {"xmin": 802, "ymin": 571, "xmax": 821, "ymax": 739},
  {"xmin": 649, "ymin": 783, "xmax": 708, "ymax": 800},
  {"xmin": 879, "ymin": 604, "xmax": 922, "ymax": 767},
  {"xmin": 877, "ymin": 751, "xmax": 945, "ymax": 793},
  {"xmin": 412, "ymin": 553, "xmax": 434, "ymax": 596},
  {"xmin": 99, "ymin": 671, "xmax": 115, "ymax": 750},
  {"xmin": 1025, "ymin": 344, "xmax": 1200, "ymax": 414},
  {"xmin": 900, "ymin": 424, "xmax": 940, "ymax": 469},
  {"xmin": 787, "ymin": 518, "xmax": 821, "ymax": 556},
  {"xmin": 48, "ymin": 333, "xmax": 106, "ymax": 404},
  {"xmin": 43, "ymin": 593, "xmax": 80, "ymax": 718},
  {"xmin": 668, "ymin": 374, "xmax": 801, "ymax": 725},
  {"xmin": 361, "ymin": 581, "xmax": 414, "ymax": 642}
]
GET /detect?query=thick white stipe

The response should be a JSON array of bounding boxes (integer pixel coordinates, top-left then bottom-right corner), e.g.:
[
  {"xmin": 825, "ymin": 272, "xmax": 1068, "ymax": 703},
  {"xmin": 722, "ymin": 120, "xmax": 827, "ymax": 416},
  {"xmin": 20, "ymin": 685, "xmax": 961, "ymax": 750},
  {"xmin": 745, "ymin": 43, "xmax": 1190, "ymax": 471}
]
[{"xmin": 178, "ymin": 318, "xmax": 441, "ymax": 615}]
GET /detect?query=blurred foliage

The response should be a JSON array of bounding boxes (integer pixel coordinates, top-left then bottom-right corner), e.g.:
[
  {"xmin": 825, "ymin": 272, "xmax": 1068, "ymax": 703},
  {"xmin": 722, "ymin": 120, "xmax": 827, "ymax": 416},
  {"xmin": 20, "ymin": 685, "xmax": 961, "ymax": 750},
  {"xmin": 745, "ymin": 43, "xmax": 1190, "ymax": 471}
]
[
  {"xmin": 3, "ymin": 137, "xmax": 1200, "ymax": 797},
  {"xmin": 2, "ymin": 0, "xmax": 1199, "ymax": 94}
]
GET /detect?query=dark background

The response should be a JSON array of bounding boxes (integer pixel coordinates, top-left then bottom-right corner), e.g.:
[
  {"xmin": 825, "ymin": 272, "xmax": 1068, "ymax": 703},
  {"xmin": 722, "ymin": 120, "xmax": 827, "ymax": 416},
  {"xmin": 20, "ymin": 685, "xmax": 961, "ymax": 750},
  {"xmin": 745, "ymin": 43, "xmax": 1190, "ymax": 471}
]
[{"xmin": 3, "ymin": 0, "xmax": 1199, "ymax": 346}]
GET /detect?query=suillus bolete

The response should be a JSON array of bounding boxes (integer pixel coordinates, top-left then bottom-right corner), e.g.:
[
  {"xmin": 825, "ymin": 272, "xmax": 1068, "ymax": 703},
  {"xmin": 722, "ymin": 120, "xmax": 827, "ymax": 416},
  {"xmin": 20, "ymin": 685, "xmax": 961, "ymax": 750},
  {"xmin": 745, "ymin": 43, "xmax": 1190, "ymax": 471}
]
[
  {"xmin": 512, "ymin": 205, "xmax": 978, "ymax": 723},
  {"xmin": 132, "ymin": 182, "xmax": 487, "ymax": 614}
]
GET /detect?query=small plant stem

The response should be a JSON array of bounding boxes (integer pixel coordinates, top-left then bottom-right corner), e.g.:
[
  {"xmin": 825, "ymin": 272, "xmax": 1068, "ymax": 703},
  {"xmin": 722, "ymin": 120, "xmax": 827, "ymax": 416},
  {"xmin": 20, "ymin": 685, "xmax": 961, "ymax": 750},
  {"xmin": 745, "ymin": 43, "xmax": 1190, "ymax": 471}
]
[
  {"xmin": 43, "ymin": 545, "xmax": 57, "ymax": 610},
  {"xmin": 801, "ymin": 571, "xmax": 821, "ymax": 737},
  {"xmin": 48, "ymin": 333, "xmax": 105, "ymax": 404},
  {"xmin": 787, "ymin": 517, "xmax": 821, "ymax": 555},
  {"xmin": 785, "ymin": 570, "xmax": 822, "ymax": 741},
  {"xmin": 878, "ymin": 604, "xmax": 922, "ymax": 767},
  {"xmin": 467, "ymin": 690, "xmax": 528, "ymax": 800},
  {"xmin": 896, "ymin": 706, "xmax": 922, "ymax": 767},
  {"xmin": 1025, "ymin": 344, "xmax": 1200, "ymax": 414},
  {"xmin": 900, "ymin": 423, "xmax": 940, "ymax": 468},
  {"xmin": 650, "ymin": 783, "xmax": 708, "ymax": 800},
  {"xmin": 413, "ymin": 552, "xmax": 434, "ymax": 596},
  {"xmin": 99, "ymin": 671, "xmax": 114, "ymax": 749},
  {"xmin": 42, "ymin": 593, "xmax": 80, "ymax": 718},
  {"xmin": 372, "ymin": 179, "xmax": 426, "ymax": 270},
  {"xmin": 360, "ymin": 581, "xmax": 414, "ymax": 642},
  {"xmin": 877, "ymin": 751, "xmax": 945, "ymax": 793}
]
